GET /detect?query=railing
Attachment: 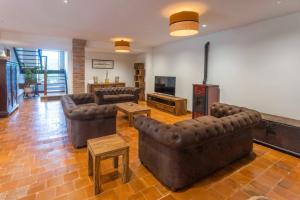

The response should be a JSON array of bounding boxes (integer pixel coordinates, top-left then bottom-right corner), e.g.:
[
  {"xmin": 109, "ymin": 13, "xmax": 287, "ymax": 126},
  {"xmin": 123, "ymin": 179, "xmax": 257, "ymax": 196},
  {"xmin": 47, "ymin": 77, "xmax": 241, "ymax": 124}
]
[{"xmin": 43, "ymin": 56, "xmax": 48, "ymax": 96}]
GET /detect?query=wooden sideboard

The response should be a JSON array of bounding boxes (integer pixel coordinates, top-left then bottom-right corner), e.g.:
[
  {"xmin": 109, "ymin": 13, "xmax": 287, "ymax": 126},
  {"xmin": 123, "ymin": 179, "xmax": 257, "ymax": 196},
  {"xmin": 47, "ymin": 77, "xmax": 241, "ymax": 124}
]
[
  {"xmin": 253, "ymin": 113, "xmax": 300, "ymax": 157},
  {"xmin": 147, "ymin": 93, "xmax": 187, "ymax": 115},
  {"xmin": 87, "ymin": 82, "xmax": 126, "ymax": 93}
]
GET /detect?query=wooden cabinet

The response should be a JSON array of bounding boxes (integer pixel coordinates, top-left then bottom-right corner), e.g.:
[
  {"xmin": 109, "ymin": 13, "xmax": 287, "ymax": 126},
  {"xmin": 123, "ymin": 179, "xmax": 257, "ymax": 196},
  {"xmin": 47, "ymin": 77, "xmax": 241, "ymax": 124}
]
[
  {"xmin": 87, "ymin": 82, "xmax": 126, "ymax": 93},
  {"xmin": 253, "ymin": 113, "xmax": 300, "ymax": 157},
  {"xmin": 134, "ymin": 63, "xmax": 145, "ymax": 101},
  {"xmin": 147, "ymin": 93, "xmax": 187, "ymax": 115},
  {"xmin": 0, "ymin": 59, "xmax": 18, "ymax": 117}
]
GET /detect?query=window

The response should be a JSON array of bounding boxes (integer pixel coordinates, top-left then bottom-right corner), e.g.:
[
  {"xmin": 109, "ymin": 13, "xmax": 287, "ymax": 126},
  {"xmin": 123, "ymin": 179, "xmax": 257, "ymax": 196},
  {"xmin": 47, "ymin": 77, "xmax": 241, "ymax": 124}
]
[{"xmin": 42, "ymin": 50, "xmax": 64, "ymax": 70}]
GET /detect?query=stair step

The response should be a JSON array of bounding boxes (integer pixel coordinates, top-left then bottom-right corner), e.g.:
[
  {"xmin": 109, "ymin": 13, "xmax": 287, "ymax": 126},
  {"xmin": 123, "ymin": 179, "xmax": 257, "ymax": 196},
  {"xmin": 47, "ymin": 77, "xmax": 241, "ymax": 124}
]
[
  {"xmin": 47, "ymin": 85, "xmax": 66, "ymax": 87},
  {"xmin": 21, "ymin": 58, "xmax": 39, "ymax": 60},
  {"xmin": 46, "ymin": 90, "xmax": 66, "ymax": 93},
  {"xmin": 15, "ymin": 49, "xmax": 38, "ymax": 53},
  {"xmin": 18, "ymin": 53, "xmax": 39, "ymax": 56}
]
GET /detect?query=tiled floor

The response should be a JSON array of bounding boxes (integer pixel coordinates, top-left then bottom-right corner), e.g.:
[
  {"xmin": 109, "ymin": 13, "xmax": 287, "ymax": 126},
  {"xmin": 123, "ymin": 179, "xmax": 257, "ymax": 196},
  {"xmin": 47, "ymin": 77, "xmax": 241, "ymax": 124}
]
[{"xmin": 0, "ymin": 99, "xmax": 300, "ymax": 200}]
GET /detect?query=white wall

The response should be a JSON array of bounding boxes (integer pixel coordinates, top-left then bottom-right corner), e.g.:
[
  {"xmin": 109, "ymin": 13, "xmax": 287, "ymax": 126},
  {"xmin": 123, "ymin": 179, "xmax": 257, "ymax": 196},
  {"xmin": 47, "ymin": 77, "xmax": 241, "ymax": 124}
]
[
  {"xmin": 148, "ymin": 12, "xmax": 300, "ymax": 120},
  {"xmin": 85, "ymin": 52, "xmax": 136, "ymax": 92}
]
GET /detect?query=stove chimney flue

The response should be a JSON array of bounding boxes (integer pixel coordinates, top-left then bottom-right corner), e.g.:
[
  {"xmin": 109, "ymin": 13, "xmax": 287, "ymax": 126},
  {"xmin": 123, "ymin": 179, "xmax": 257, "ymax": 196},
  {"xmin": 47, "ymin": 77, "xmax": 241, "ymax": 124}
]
[{"xmin": 203, "ymin": 41, "xmax": 210, "ymax": 85}]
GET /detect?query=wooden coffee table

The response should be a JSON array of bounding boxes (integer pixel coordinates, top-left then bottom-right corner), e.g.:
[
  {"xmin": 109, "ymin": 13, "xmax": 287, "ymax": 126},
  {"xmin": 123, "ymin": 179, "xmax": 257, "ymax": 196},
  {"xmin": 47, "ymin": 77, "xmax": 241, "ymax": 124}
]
[
  {"xmin": 116, "ymin": 102, "xmax": 151, "ymax": 126},
  {"xmin": 87, "ymin": 135, "xmax": 129, "ymax": 195}
]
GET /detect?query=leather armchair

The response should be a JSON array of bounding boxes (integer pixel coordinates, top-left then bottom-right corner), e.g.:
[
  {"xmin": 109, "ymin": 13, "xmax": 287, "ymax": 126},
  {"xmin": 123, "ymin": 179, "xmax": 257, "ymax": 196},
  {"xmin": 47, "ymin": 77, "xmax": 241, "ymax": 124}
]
[{"xmin": 61, "ymin": 93, "xmax": 117, "ymax": 148}]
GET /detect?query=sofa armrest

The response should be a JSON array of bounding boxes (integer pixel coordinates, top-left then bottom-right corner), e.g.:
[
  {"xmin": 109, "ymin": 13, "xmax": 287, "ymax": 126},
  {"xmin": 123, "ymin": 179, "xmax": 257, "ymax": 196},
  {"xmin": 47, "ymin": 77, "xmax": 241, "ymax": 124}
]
[
  {"xmin": 61, "ymin": 95, "xmax": 77, "ymax": 113},
  {"xmin": 65, "ymin": 104, "xmax": 117, "ymax": 120},
  {"xmin": 69, "ymin": 93, "xmax": 95, "ymax": 105},
  {"xmin": 94, "ymin": 89, "xmax": 106, "ymax": 104},
  {"xmin": 131, "ymin": 87, "xmax": 140, "ymax": 97}
]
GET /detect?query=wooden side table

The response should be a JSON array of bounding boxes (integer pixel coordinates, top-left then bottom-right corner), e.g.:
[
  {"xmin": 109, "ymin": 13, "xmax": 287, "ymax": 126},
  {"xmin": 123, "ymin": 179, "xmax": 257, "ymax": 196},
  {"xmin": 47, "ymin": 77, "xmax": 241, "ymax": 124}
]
[{"xmin": 87, "ymin": 135, "xmax": 130, "ymax": 194}]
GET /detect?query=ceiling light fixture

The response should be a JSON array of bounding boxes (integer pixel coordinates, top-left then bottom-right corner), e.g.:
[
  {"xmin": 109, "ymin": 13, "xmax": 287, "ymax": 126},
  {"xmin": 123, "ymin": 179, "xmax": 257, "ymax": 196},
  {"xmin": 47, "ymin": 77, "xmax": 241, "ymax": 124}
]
[
  {"xmin": 115, "ymin": 40, "xmax": 130, "ymax": 53},
  {"xmin": 201, "ymin": 24, "xmax": 207, "ymax": 28},
  {"xmin": 169, "ymin": 11, "xmax": 199, "ymax": 37},
  {"xmin": 63, "ymin": 0, "xmax": 69, "ymax": 4}
]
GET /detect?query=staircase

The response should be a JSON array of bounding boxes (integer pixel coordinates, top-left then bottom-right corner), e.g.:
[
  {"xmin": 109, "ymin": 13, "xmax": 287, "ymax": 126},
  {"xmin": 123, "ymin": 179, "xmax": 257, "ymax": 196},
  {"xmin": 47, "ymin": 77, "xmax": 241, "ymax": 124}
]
[
  {"xmin": 13, "ymin": 48, "xmax": 43, "ymax": 71},
  {"xmin": 13, "ymin": 48, "xmax": 68, "ymax": 95}
]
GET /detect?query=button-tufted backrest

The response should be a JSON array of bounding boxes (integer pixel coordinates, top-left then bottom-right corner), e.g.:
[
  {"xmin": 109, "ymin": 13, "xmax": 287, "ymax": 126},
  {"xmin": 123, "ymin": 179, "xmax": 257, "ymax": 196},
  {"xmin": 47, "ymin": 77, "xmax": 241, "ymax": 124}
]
[
  {"xmin": 94, "ymin": 87, "xmax": 140, "ymax": 105},
  {"xmin": 95, "ymin": 87, "xmax": 139, "ymax": 95},
  {"xmin": 133, "ymin": 103, "xmax": 261, "ymax": 149},
  {"xmin": 61, "ymin": 94, "xmax": 117, "ymax": 120},
  {"xmin": 210, "ymin": 103, "xmax": 243, "ymax": 118}
]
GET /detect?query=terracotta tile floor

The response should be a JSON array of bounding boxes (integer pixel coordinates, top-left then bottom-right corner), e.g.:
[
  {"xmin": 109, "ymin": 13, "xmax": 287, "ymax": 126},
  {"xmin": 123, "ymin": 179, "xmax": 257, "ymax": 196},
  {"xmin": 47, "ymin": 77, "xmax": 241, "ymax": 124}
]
[{"xmin": 0, "ymin": 99, "xmax": 300, "ymax": 200}]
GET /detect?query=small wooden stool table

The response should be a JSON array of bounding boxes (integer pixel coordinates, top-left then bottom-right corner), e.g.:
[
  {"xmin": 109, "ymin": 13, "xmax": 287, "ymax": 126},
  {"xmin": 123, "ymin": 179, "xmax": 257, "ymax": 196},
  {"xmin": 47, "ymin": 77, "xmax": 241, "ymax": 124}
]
[{"xmin": 87, "ymin": 135, "xmax": 130, "ymax": 195}]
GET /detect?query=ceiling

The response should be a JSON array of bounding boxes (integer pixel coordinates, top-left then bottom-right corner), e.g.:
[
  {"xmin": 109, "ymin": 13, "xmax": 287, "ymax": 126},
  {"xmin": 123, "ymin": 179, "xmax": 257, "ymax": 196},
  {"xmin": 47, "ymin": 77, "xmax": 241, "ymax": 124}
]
[{"xmin": 0, "ymin": 0, "xmax": 299, "ymax": 52}]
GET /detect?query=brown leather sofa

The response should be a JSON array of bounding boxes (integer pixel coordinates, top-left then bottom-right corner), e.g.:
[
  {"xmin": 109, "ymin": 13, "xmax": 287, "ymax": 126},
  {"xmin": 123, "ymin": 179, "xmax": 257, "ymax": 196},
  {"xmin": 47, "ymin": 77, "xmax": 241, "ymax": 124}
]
[
  {"xmin": 133, "ymin": 103, "xmax": 261, "ymax": 191},
  {"xmin": 61, "ymin": 93, "xmax": 117, "ymax": 148},
  {"xmin": 94, "ymin": 87, "xmax": 140, "ymax": 105}
]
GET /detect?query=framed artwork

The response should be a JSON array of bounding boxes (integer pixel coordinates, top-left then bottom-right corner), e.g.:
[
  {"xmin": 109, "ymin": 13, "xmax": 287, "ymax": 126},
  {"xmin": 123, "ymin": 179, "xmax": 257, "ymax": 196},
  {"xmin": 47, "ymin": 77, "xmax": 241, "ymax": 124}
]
[{"xmin": 92, "ymin": 59, "xmax": 114, "ymax": 69}]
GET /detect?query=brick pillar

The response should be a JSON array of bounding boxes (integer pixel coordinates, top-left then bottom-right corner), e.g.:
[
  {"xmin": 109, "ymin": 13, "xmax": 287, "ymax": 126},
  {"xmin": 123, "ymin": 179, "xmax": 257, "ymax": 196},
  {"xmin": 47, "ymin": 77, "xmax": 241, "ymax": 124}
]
[{"xmin": 72, "ymin": 39, "xmax": 86, "ymax": 94}]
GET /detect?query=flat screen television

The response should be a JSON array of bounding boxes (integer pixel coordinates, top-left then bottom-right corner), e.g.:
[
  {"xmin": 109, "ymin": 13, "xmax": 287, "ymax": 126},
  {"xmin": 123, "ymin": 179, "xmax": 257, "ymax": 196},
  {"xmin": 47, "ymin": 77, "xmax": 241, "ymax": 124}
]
[{"xmin": 155, "ymin": 76, "xmax": 176, "ymax": 96}]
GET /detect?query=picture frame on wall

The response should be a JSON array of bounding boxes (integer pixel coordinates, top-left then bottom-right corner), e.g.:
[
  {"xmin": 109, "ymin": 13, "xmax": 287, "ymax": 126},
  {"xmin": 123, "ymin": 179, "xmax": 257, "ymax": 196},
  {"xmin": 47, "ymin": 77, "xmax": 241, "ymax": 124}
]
[{"xmin": 92, "ymin": 59, "xmax": 114, "ymax": 69}]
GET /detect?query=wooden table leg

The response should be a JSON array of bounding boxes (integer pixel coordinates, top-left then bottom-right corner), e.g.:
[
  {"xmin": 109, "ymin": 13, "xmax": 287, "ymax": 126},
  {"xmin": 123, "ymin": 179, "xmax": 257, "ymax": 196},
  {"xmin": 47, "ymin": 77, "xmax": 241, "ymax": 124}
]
[
  {"xmin": 93, "ymin": 157, "xmax": 101, "ymax": 195},
  {"xmin": 88, "ymin": 149, "xmax": 93, "ymax": 176},
  {"xmin": 147, "ymin": 110, "xmax": 151, "ymax": 118},
  {"xmin": 129, "ymin": 114, "xmax": 133, "ymax": 127},
  {"xmin": 122, "ymin": 149, "xmax": 129, "ymax": 183},
  {"xmin": 113, "ymin": 156, "xmax": 119, "ymax": 169}
]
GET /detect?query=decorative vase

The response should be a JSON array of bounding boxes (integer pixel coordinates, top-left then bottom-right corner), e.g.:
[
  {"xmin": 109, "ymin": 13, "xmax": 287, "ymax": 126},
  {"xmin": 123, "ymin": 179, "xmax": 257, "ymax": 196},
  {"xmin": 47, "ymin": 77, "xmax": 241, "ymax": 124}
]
[
  {"xmin": 105, "ymin": 70, "xmax": 109, "ymax": 84},
  {"xmin": 93, "ymin": 76, "xmax": 98, "ymax": 84},
  {"xmin": 115, "ymin": 76, "xmax": 119, "ymax": 83}
]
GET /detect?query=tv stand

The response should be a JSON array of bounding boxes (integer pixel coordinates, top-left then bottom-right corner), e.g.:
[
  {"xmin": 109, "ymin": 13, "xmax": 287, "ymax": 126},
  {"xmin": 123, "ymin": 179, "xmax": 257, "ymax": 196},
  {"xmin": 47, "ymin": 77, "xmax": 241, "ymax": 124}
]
[{"xmin": 147, "ymin": 93, "xmax": 187, "ymax": 115}]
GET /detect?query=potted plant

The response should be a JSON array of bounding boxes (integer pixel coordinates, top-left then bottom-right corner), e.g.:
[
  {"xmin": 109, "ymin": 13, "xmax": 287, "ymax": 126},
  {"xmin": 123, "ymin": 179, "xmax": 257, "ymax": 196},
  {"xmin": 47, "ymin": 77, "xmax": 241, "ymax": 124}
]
[{"xmin": 24, "ymin": 68, "xmax": 37, "ymax": 97}]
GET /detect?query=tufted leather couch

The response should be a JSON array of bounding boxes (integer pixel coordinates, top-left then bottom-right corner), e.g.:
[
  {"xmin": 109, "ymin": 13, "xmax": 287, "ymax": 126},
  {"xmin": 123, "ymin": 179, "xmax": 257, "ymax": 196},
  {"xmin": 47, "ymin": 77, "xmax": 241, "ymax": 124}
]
[
  {"xmin": 133, "ymin": 103, "xmax": 261, "ymax": 191},
  {"xmin": 94, "ymin": 87, "xmax": 140, "ymax": 105},
  {"xmin": 61, "ymin": 93, "xmax": 117, "ymax": 148}
]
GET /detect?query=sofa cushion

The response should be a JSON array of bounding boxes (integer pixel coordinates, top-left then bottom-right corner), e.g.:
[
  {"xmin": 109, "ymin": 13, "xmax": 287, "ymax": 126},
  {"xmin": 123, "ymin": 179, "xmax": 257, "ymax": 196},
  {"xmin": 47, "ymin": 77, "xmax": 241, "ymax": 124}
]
[
  {"xmin": 194, "ymin": 116, "xmax": 219, "ymax": 123},
  {"xmin": 118, "ymin": 94, "xmax": 135, "ymax": 99},
  {"xmin": 174, "ymin": 116, "xmax": 218, "ymax": 127},
  {"xmin": 103, "ymin": 94, "xmax": 135, "ymax": 102},
  {"xmin": 103, "ymin": 95, "xmax": 121, "ymax": 102},
  {"xmin": 174, "ymin": 119, "xmax": 199, "ymax": 127}
]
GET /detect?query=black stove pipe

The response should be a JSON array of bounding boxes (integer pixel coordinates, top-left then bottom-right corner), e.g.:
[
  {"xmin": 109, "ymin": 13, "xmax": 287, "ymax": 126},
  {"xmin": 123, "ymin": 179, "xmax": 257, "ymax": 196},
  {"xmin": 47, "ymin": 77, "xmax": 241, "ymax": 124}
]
[{"xmin": 202, "ymin": 42, "xmax": 210, "ymax": 85}]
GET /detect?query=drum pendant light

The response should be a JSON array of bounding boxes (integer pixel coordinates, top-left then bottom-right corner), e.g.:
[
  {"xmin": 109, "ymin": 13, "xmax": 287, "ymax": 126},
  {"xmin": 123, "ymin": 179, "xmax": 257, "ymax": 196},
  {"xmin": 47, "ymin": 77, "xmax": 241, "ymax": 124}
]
[
  {"xmin": 169, "ymin": 11, "xmax": 199, "ymax": 37},
  {"xmin": 115, "ymin": 40, "xmax": 130, "ymax": 53}
]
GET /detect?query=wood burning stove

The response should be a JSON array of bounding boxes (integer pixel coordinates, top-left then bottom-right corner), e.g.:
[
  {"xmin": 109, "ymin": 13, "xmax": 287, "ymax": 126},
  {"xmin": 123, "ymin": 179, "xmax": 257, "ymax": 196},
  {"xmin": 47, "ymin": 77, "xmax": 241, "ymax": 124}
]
[{"xmin": 192, "ymin": 42, "xmax": 220, "ymax": 118}]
